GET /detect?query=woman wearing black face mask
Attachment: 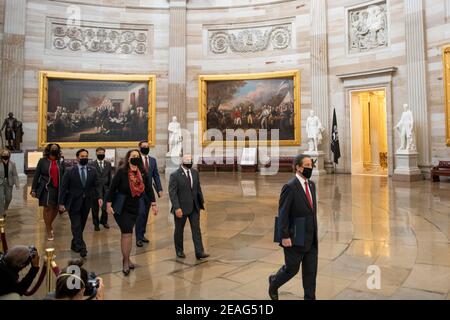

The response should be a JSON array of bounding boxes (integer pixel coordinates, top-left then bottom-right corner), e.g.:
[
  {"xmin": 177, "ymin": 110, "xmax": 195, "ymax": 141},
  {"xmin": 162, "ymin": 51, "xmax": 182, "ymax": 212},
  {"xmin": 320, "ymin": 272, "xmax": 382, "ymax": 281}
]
[
  {"xmin": 0, "ymin": 149, "xmax": 20, "ymax": 217},
  {"xmin": 31, "ymin": 143, "xmax": 65, "ymax": 240},
  {"xmin": 106, "ymin": 149, "xmax": 157, "ymax": 275}
]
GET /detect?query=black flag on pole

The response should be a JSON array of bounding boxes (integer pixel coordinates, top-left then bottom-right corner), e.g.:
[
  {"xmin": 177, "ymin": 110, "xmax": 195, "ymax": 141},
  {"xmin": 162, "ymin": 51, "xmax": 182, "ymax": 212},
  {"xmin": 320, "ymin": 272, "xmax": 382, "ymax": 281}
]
[{"xmin": 331, "ymin": 108, "xmax": 341, "ymax": 164}]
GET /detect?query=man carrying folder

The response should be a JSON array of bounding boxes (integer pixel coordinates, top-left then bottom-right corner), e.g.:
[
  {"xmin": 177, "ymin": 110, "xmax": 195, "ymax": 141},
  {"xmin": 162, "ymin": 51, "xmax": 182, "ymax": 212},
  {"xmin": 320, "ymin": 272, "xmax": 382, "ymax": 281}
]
[{"xmin": 269, "ymin": 154, "xmax": 318, "ymax": 300}]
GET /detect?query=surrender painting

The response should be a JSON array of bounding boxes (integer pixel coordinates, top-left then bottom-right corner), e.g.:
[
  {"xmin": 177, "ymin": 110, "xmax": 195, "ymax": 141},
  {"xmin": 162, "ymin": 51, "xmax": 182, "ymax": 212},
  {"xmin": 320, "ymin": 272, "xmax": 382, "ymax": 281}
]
[
  {"xmin": 199, "ymin": 70, "xmax": 300, "ymax": 146},
  {"xmin": 38, "ymin": 71, "xmax": 156, "ymax": 148}
]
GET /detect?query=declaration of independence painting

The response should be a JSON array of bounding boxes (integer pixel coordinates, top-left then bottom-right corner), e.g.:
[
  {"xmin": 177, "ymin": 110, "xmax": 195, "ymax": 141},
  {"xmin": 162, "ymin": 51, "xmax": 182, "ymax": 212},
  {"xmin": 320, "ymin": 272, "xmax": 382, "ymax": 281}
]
[
  {"xmin": 198, "ymin": 70, "xmax": 301, "ymax": 146},
  {"xmin": 38, "ymin": 71, "xmax": 156, "ymax": 148}
]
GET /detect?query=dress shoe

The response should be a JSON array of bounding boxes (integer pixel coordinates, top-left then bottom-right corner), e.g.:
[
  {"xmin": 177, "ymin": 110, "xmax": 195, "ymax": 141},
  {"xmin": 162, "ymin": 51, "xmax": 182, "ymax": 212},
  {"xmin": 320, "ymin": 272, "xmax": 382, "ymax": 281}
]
[
  {"xmin": 80, "ymin": 249, "xmax": 88, "ymax": 258},
  {"xmin": 196, "ymin": 253, "xmax": 210, "ymax": 260},
  {"xmin": 136, "ymin": 240, "xmax": 144, "ymax": 247},
  {"xmin": 94, "ymin": 225, "xmax": 100, "ymax": 231},
  {"xmin": 176, "ymin": 252, "xmax": 186, "ymax": 259},
  {"xmin": 142, "ymin": 236, "xmax": 150, "ymax": 243},
  {"xmin": 268, "ymin": 275, "xmax": 279, "ymax": 300},
  {"xmin": 71, "ymin": 246, "xmax": 81, "ymax": 253},
  {"xmin": 102, "ymin": 223, "xmax": 110, "ymax": 229}
]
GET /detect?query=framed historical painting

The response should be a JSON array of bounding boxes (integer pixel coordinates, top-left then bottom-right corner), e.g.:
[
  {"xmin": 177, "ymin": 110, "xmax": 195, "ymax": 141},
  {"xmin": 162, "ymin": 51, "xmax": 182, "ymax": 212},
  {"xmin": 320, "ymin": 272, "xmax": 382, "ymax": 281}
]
[
  {"xmin": 198, "ymin": 70, "xmax": 301, "ymax": 147},
  {"xmin": 444, "ymin": 45, "xmax": 450, "ymax": 146},
  {"xmin": 38, "ymin": 71, "xmax": 156, "ymax": 148}
]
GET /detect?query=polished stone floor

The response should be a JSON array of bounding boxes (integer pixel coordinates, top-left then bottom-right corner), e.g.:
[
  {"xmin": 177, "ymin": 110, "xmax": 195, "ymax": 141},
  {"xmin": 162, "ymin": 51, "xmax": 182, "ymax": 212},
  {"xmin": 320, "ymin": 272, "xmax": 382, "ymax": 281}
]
[{"xmin": 3, "ymin": 173, "xmax": 449, "ymax": 300}]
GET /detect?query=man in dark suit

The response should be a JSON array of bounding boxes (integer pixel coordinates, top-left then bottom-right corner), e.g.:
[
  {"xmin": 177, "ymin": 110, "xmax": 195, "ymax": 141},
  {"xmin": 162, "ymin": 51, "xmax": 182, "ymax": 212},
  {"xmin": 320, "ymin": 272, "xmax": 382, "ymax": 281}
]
[
  {"xmin": 59, "ymin": 149, "xmax": 102, "ymax": 258},
  {"xmin": 269, "ymin": 154, "xmax": 318, "ymax": 300},
  {"xmin": 135, "ymin": 140, "xmax": 163, "ymax": 247},
  {"xmin": 89, "ymin": 147, "xmax": 112, "ymax": 231},
  {"xmin": 168, "ymin": 154, "xmax": 209, "ymax": 260}
]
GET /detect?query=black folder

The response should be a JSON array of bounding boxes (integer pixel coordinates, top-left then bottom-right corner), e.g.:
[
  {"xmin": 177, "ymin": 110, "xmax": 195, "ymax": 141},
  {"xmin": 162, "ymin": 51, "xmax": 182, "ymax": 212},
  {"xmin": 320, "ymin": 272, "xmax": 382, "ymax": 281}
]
[
  {"xmin": 273, "ymin": 216, "xmax": 306, "ymax": 247},
  {"xmin": 103, "ymin": 192, "xmax": 126, "ymax": 216}
]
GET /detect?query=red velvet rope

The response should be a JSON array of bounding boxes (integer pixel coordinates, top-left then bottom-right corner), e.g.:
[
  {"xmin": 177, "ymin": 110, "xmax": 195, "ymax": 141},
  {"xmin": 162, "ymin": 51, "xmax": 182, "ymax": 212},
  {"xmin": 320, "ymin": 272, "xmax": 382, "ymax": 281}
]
[
  {"xmin": 52, "ymin": 264, "xmax": 60, "ymax": 276},
  {"xmin": 1, "ymin": 231, "xmax": 8, "ymax": 253},
  {"xmin": 23, "ymin": 265, "xmax": 47, "ymax": 296}
]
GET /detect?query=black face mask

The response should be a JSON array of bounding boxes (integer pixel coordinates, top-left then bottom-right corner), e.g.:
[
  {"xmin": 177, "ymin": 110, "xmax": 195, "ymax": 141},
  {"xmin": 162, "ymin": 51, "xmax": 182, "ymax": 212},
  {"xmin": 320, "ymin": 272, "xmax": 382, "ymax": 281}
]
[
  {"xmin": 1, "ymin": 156, "xmax": 9, "ymax": 161},
  {"xmin": 301, "ymin": 167, "xmax": 313, "ymax": 179},
  {"xmin": 140, "ymin": 147, "xmax": 150, "ymax": 155},
  {"xmin": 97, "ymin": 154, "xmax": 105, "ymax": 161},
  {"xmin": 50, "ymin": 150, "xmax": 59, "ymax": 157},
  {"xmin": 183, "ymin": 163, "xmax": 193, "ymax": 170},
  {"xmin": 79, "ymin": 158, "xmax": 89, "ymax": 166},
  {"xmin": 130, "ymin": 158, "xmax": 141, "ymax": 166}
]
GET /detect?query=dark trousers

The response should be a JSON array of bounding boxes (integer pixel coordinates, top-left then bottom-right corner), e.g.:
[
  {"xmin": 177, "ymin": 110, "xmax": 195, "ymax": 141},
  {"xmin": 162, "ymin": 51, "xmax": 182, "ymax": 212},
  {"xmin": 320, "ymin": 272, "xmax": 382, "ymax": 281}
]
[
  {"xmin": 135, "ymin": 200, "xmax": 150, "ymax": 241},
  {"xmin": 92, "ymin": 197, "xmax": 108, "ymax": 226},
  {"xmin": 174, "ymin": 209, "xmax": 204, "ymax": 256},
  {"xmin": 69, "ymin": 200, "xmax": 90, "ymax": 251},
  {"xmin": 271, "ymin": 243, "xmax": 318, "ymax": 300}
]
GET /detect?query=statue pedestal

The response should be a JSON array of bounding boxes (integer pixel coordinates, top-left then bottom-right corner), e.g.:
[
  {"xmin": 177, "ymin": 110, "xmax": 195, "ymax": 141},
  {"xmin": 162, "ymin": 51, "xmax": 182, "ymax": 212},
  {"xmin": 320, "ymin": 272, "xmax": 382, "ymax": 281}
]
[
  {"xmin": 304, "ymin": 151, "xmax": 327, "ymax": 176},
  {"xmin": 165, "ymin": 155, "xmax": 180, "ymax": 175},
  {"xmin": 10, "ymin": 152, "xmax": 27, "ymax": 183},
  {"xmin": 393, "ymin": 151, "xmax": 423, "ymax": 182}
]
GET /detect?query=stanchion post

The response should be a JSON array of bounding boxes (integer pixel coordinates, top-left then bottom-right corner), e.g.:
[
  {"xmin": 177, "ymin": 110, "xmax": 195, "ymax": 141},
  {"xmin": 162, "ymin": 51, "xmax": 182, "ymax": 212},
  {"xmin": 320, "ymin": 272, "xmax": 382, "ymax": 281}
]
[
  {"xmin": 45, "ymin": 248, "xmax": 55, "ymax": 293},
  {"xmin": 0, "ymin": 218, "xmax": 5, "ymax": 252}
]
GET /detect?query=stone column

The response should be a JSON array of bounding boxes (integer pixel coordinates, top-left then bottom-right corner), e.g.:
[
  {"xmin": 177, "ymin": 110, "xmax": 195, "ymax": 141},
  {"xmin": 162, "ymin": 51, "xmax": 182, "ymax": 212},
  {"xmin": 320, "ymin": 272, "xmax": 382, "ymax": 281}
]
[
  {"xmin": 0, "ymin": 0, "xmax": 27, "ymax": 122},
  {"xmin": 404, "ymin": 0, "xmax": 430, "ymax": 169},
  {"xmin": 168, "ymin": 0, "xmax": 187, "ymax": 128},
  {"xmin": 310, "ymin": 0, "xmax": 331, "ymax": 172}
]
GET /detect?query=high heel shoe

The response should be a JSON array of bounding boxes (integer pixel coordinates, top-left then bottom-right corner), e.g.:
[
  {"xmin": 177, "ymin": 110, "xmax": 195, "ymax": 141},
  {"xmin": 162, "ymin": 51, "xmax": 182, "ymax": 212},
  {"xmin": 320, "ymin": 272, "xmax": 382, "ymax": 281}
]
[
  {"xmin": 47, "ymin": 230, "xmax": 54, "ymax": 241},
  {"xmin": 129, "ymin": 262, "xmax": 135, "ymax": 270},
  {"xmin": 122, "ymin": 260, "xmax": 130, "ymax": 276}
]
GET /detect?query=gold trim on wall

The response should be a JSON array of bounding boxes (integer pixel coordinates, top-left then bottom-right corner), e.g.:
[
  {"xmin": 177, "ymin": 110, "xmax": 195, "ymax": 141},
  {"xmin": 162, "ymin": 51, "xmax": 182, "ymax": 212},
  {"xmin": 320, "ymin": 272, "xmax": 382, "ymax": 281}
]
[
  {"xmin": 198, "ymin": 70, "xmax": 301, "ymax": 147},
  {"xmin": 38, "ymin": 71, "xmax": 157, "ymax": 148},
  {"xmin": 444, "ymin": 45, "xmax": 450, "ymax": 147}
]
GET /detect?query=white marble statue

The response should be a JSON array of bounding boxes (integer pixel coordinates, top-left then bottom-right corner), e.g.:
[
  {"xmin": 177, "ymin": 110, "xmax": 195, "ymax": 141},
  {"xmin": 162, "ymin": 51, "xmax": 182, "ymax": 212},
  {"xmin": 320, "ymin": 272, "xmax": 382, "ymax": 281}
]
[
  {"xmin": 306, "ymin": 110, "xmax": 325, "ymax": 152},
  {"xmin": 167, "ymin": 116, "xmax": 182, "ymax": 157},
  {"xmin": 395, "ymin": 104, "xmax": 416, "ymax": 153}
]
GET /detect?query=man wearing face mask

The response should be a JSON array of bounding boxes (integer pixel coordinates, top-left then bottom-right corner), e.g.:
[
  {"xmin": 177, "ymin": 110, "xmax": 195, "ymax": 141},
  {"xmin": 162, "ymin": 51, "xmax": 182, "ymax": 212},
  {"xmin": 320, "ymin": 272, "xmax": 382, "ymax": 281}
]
[
  {"xmin": 89, "ymin": 147, "xmax": 112, "ymax": 231},
  {"xmin": 135, "ymin": 141, "xmax": 162, "ymax": 247},
  {"xmin": 59, "ymin": 149, "xmax": 102, "ymax": 258},
  {"xmin": 0, "ymin": 245, "xmax": 40, "ymax": 297},
  {"xmin": 269, "ymin": 154, "xmax": 318, "ymax": 300},
  {"xmin": 168, "ymin": 154, "xmax": 209, "ymax": 260},
  {"xmin": 0, "ymin": 149, "xmax": 20, "ymax": 217}
]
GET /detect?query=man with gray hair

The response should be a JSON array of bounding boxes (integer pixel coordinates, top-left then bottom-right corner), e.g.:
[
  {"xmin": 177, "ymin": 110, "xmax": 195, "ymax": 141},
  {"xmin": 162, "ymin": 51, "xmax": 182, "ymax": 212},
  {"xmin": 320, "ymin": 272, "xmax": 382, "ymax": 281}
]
[
  {"xmin": 168, "ymin": 154, "xmax": 209, "ymax": 260},
  {"xmin": 0, "ymin": 245, "xmax": 40, "ymax": 297}
]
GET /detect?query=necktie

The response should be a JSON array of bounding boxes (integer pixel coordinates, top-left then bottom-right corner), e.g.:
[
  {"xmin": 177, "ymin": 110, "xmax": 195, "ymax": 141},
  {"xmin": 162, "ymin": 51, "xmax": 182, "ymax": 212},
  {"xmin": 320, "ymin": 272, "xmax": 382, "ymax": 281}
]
[
  {"xmin": 144, "ymin": 156, "xmax": 149, "ymax": 173},
  {"xmin": 99, "ymin": 161, "xmax": 103, "ymax": 171},
  {"xmin": 81, "ymin": 167, "xmax": 87, "ymax": 187},
  {"xmin": 186, "ymin": 170, "xmax": 192, "ymax": 189},
  {"xmin": 305, "ymin": 181, "xmax": 313, "ymax": 209}
]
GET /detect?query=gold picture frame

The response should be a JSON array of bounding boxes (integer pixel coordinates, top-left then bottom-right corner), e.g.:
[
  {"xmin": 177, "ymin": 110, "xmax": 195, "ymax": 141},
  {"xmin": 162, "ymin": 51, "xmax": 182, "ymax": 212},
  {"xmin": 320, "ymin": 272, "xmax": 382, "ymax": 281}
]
[
  {"xmin": 38, "ymin": 71, "xmax": 156, "ymax": 148},
  {"xmin": 444, "ymin": 45, "xmax": 450, "ymax": 147},
  {"xmin": 198, "ymin": 70, "xmax": 301, "ymax": 147}
]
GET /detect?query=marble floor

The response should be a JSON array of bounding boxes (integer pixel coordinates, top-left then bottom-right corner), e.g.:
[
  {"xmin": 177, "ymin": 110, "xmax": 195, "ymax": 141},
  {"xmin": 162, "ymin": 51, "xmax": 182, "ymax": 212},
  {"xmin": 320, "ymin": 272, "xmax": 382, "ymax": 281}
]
[{"xmin": 3, "ymin": 173, "xmax": 449, "ymax": 300}]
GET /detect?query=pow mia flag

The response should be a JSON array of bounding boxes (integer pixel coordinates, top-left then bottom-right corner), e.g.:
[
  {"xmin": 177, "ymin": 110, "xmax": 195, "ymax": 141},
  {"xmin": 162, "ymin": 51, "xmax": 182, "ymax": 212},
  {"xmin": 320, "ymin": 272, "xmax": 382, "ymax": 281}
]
[{"xmin": 331, "ymin": 108, "xmax": 341, "ymax": 164}]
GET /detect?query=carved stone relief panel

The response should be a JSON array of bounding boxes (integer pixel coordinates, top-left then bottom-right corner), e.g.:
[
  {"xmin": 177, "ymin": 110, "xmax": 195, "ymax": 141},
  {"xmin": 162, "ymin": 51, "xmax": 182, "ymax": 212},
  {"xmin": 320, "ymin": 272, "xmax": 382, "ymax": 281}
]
[
  {"xmin": 348, "ymin": 1, "xmax": 388, "ymax": 54},
  {"xmin": 208, "ymin": 23, "xmax": 292, "ymax": 54},
  {"xmin": 47, "ymin": 18, "xmax": 152, "ymax": 55}
]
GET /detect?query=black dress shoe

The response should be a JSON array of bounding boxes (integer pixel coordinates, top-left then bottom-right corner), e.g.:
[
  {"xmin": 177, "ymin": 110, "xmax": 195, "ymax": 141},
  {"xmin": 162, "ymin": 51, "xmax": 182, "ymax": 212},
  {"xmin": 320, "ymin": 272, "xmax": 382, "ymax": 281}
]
[
  {"xmin": 176, "ymin": 252, "xmax": 186, "ymax": 259},
  {"xmin": 94, "ymin": 225, "xmax": 100, "ymax": 231},
  {"xmin": 102, "ymin": 223, "xmax": 110, "ymax": 229},
  {"xmin": 196, "ymin": 253, "xmax": 210, "ymax": 260},
  {"xmin": 142, "ymin": 236, "xmax": 150, "ymax": 243},
  {"xmin": 80, "ymin": 249, "xmax": 88, "ymax": 258},
  {"xmin": 136, "ymin": 240, "xmax": 144, "ymax": 247},
  {"xmin": 268, "ymin": 275, "xmax": 279, "ymax": 300}
]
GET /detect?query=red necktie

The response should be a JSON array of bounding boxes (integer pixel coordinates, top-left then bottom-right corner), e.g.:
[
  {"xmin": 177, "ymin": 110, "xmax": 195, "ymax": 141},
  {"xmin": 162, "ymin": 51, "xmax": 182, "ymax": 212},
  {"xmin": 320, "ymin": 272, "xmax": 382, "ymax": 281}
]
[
  {"xmin": 305, "ymin": 181, "xmax": 313, "ymax": 209},
  {"xmin": 144, "ymin": 156, "xmax": 149, "ymax": 173}
]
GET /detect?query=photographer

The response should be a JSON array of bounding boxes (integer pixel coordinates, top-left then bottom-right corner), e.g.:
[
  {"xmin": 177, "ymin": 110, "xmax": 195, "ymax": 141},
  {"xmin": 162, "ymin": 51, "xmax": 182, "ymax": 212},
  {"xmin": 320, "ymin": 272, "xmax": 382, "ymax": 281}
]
[
  {"xmin": 0, "ymin": 245, "xmax": 40, "ymax": 297},
  {"xmin": 53, "ymin": 259, "xmax": 104, "ymax": 300}
]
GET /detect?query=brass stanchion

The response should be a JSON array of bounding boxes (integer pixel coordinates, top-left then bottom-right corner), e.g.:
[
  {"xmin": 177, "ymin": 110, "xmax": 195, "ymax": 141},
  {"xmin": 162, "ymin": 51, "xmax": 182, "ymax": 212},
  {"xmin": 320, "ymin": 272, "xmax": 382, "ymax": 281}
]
[
  {"xmin": 45, "ymin": 248, "xmax": 56, "ymax": 293},
  {"xmin": 0, "ymin": 218, "xmax": 5, "ymax": 253}
]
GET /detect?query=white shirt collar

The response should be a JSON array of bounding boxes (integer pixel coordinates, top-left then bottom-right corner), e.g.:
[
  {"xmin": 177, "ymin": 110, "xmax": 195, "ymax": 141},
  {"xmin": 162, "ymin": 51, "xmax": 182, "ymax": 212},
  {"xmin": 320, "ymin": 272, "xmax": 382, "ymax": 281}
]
[{"xmin": 296, "ymin": 173, "xmax": 308, "ymax": 185}]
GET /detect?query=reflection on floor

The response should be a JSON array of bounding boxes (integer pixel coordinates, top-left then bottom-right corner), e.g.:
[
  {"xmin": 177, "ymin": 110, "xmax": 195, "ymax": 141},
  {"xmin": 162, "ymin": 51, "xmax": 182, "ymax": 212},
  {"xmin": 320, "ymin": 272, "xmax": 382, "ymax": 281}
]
[{"xmin": 4, "ymin": 173, "xmax": 450, "ymax": 300}]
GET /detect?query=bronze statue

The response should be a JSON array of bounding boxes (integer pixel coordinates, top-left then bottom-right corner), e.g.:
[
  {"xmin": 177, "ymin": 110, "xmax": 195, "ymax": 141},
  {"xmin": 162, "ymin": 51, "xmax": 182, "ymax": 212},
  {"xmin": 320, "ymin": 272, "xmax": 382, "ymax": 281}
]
[{"xmin": 1, "ymin": 112, "xmax": 21, "ymax": 151}]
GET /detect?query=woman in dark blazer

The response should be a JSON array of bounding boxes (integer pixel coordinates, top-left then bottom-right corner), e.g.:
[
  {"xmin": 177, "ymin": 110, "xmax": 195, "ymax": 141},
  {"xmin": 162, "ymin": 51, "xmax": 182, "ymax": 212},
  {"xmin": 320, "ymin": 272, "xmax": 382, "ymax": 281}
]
[
  {"xmin": 31, "ymin": 144, "xmax": 65, "ymax": 241},
  {"xmin": 106, "ymin": 149, "xmax": 157, "ymax": 275}
]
